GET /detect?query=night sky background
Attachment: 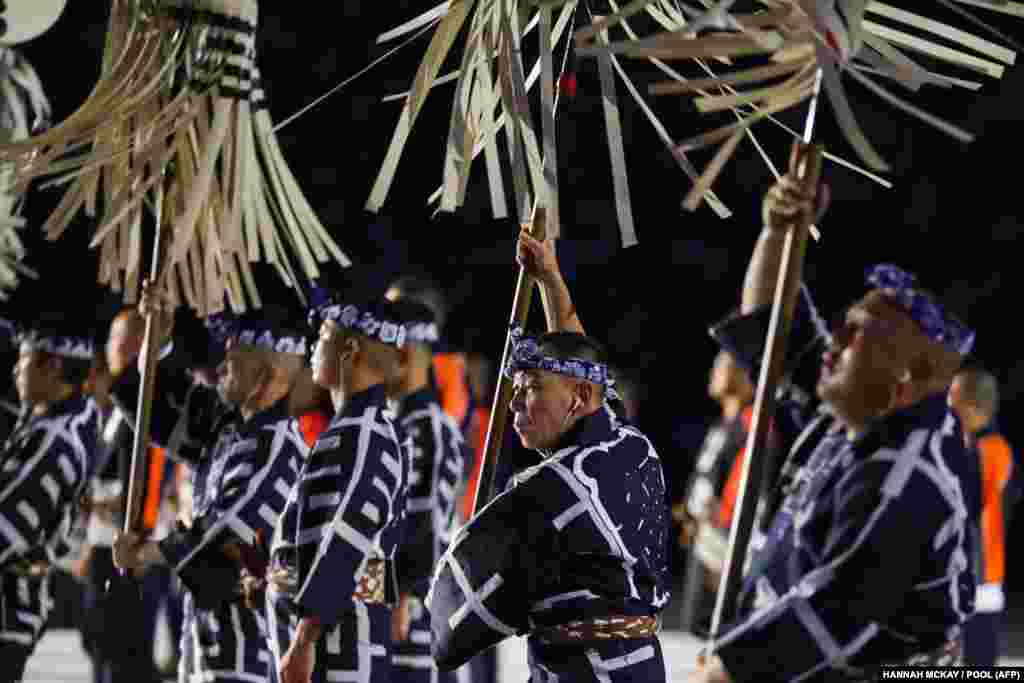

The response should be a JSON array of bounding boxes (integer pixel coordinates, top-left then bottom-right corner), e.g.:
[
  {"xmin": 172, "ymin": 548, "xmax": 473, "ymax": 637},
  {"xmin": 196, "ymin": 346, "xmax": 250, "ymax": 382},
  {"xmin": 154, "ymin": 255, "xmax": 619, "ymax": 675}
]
[{"xmin": 4, "ymin": 2, "xmax": 1024, "ymax": 591}]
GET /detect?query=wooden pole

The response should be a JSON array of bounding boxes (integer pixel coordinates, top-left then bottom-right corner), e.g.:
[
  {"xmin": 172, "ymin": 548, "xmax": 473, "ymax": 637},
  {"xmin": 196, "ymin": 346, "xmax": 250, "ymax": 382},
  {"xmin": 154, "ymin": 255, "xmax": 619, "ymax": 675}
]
[
  {"xmin": 469, "ymin": 207, "xmax": 548, "ymax": 516},
  {"xmin": 706, "ymin": 140, "xmax": 824, "ymax": 647},
  {"xmin": 122, "ymin": 185, "xmax": 169, "ymax": 538},
  {"xmin": 706, "ymin": 64, "xmax": 826, "ymax": 646}
]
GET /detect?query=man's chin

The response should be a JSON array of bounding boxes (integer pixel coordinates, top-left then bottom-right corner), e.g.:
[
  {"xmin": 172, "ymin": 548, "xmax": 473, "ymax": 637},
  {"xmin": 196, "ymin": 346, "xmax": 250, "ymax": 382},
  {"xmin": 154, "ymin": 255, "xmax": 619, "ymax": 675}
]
[{"xmin": 515, "ymin": 428, "xmax": 539, "ymax": 450}]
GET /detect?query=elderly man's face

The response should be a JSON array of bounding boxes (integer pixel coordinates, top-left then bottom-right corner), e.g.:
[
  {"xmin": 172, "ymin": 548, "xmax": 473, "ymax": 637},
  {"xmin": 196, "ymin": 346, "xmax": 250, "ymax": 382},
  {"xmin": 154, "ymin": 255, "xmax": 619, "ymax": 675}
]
[
  {"xmin": 216, "ymin": 347, "xmax": 266, "ymax": 406},
  {"xmin": 817, "ymin": 296, "xmax": 913, "ymax": 419},
  {"xmin": 510, "ymin": 369, "xmax": 578, "ymax": 450}
]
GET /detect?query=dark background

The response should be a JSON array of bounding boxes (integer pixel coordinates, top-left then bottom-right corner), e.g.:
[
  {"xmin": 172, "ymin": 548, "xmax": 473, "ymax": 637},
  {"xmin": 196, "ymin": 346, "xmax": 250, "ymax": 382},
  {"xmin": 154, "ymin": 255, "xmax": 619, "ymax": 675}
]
[{"xmin": 3, "ymin": 2, "xmax": 1024, "ymax": 591}]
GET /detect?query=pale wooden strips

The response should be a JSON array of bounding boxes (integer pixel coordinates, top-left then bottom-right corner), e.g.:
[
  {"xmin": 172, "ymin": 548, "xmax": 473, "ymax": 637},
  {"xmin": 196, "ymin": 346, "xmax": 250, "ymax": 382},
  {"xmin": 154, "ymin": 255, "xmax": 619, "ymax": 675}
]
[
  {"xmin": 950, "ymin": 0, "xmax": 1024, "ymax": 19},
  {"xmin": 602, "ymin": 0, "xmax": 739, "ymax": 216},
  {"xmin": 474, "ymin": 44, "xmax": 509, "ymax": 219},
  {"xmin": 682, "ymin": 128, "xmax": 745, "ymax": 212},
  {"xmin": 377, "ymin": 0, "xmax": 452, "ymax": 44},
  {"xmin": 862, "ymin": 20, "xmax": 1005, "ymax": 77},
  {"xmin": 574, "ymin": 0, "xmax": 659, "ymax": 45},
  {"xmin": 366, "ymin": 0, "xmax": 477, "ymax": 212},
  {"xmin": 596, "ymin": 26, "xmax": 637, "ymax": 247},
  {"xmin": 538, "ymin": 5, "xmax": 562, "ymax": 236},
  {"xmin": 649, "ymin": 59, "xmax": 804, "ymax": 94},
  {"xmin": 439, "ymin": 0, "xmax": 488, "ymax": 212},
  {"xmin": 843, "ymin": 62, "xmax": 974, "ymax": 142},
  {"xmin": 605, "ymin": 51, "xmax": 732, "ymax": 218},
  {"xmin": 695, "ymin": 63, "xmax": 815, "ymax": 112},
  {"xmin": 867, "ymin": 1, "xmax": 1015, "ymax": 64},
  {"xmin": 860, "ymin": 33, "xmax": 941, "ymax": 92},
  {"xmin": 0, "ymin": 1, "xmax": 352, "ymax": 313},
  {"xmin": 819, "ymin": 52, "xmax": 890, "ymax": 171},
  {"xmin": 497, "ymin": 10, "xmax": 533, "ymax": 223}
]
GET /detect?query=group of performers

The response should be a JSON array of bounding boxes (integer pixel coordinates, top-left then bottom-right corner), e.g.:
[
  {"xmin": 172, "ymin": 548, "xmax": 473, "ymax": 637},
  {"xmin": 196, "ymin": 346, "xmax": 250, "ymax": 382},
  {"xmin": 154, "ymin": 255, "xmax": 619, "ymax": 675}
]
[{"xmin": 0, "ymin": 144, "xmax": 1013, "ymax": 683}]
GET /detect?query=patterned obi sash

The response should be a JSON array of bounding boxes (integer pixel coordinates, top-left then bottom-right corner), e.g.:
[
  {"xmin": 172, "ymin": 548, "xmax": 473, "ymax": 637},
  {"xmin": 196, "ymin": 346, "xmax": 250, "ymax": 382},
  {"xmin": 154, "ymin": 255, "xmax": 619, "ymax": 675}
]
[
  {"xmin": 353, "ymin": 558, "xmax": 385, "ymax": 604},
  {"xmin": 533, "ymin": 615, "xmax": 660, "ymax": 645}
]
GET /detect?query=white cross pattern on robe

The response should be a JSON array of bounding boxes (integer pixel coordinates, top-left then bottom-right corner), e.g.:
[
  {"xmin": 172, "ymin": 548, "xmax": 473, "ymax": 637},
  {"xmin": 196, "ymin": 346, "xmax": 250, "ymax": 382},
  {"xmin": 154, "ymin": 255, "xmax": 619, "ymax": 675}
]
[{"xmin": 442, "ymin": 553, "xmax": 518, "ymax": 636}]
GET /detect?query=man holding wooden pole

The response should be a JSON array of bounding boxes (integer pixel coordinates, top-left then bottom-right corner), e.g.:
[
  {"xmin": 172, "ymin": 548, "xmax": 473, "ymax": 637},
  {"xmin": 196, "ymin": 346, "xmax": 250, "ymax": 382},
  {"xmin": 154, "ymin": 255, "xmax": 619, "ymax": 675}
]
[
  {"xmin": 690, "ymin": 146, "xmax": 976, "ymax": 682},
  {"xmin": 110, "ymin": 294, "xmax": 309, "ymax": 683},
  {"xmin": 424, "ymin": 231, "xmax": 672, "ymax": 681}
]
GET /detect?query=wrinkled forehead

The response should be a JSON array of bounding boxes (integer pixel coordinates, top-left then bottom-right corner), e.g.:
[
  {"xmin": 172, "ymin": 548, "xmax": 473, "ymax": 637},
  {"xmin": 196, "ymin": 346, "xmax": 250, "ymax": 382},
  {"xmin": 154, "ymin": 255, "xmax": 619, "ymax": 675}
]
[
  {"xmin": 223, "ymin": 343, "xmax": 265, "ymax": 365},
  {"xmin": 513, "ymin": 367, "xmax": 564, "ymax": 388},
  {"xmin": 848, "ymin": 289, "xmax": 938, "ymax": 352},
  {"xmin": 850, "ymin": 290, "xmax": 917, "ymax": 328}
]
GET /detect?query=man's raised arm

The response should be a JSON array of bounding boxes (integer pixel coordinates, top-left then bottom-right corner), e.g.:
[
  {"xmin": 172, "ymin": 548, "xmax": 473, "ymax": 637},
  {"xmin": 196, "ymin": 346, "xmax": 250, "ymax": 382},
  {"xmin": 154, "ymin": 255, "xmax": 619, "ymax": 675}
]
[
  {"xmin": 517, "ymin": 230, "xmax": 585, "ymax": 335},
  {"xmin": 742, "ymin": 145, "xmax": 829, "ymax": 314}
]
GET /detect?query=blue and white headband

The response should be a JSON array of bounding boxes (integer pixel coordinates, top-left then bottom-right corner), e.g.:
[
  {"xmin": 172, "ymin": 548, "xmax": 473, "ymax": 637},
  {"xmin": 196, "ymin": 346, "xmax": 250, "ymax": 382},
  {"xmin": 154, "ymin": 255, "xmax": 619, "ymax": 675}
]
[
  {"xmin": 865, "ymin": 264, "xmax": 976, "ymax": 356},
  {"xmin": 405, "ymin": 321, "xmax": 440, "ymax": 346},
  {"xmin": 311, "ymin": 303, "xmax": 408, "ymax": 349},
  {"xmin": 503, "ymin": 326, "xmax": 620, "ymax": 401},
  {"xmin": 205, "ymin": 315, "xmax": 308, "ymax": 355},
  {"xmin": 18, "ymin": 331, "xmax": 94, "ymax": 360}
]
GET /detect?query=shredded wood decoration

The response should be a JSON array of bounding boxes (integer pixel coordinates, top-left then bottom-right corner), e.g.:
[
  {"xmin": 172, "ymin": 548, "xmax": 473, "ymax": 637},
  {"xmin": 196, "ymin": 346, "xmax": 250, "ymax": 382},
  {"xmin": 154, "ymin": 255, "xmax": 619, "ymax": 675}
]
[
  {"xmin": 366, "ymin": 0, "xmax": 1021, "ymax": 245},
  {"xmin": 0, "ymin": 0, "xmax": 350, "ymax": 316},
  {"xmin": 0, "ymin": 47, "xmax": 51, "ymax": 300}
]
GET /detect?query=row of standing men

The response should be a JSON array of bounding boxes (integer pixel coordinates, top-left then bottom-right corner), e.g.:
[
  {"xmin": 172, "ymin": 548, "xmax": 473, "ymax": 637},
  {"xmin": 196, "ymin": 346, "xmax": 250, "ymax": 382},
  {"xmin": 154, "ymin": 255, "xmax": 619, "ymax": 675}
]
[
  {"xmin": 0, "ymin": 275, "xmax": 483, "ymax": 683},
  {"xmin": 0, "ymin": 156, "xmax": 1002, "ymax": 682}
]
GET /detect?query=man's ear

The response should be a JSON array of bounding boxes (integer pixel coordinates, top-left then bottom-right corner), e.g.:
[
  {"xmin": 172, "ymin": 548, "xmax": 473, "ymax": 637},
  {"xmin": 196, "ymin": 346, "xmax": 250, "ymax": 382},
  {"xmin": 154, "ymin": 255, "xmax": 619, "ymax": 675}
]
[
  {"xmin": 576, "ymin": 382, "xmax": 594, "ymax": 410},
  {"xmin": 45, "ymin": 354, "xmax": 64, "ymax": 380},
  {"xmin": 341, "ymin": 336, "xmax": 361, "ymax": 364}
]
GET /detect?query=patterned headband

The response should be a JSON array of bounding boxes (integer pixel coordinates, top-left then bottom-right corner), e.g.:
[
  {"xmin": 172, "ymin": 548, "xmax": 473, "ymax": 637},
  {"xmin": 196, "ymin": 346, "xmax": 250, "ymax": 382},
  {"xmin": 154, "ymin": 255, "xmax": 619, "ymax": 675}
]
[
  {"xmin": 865, "ymin": 264, "xmax": 976, "ymax": 356},
  {"xmin": 18, "ymin": 331, "xmax": 94, "ymax": 360},
  {"xmin": 310, "ymin": 303, "xmax": 407, "ymax": 349},
  {"xmin": 205, "ymin": 315, "xmax": 308, "ymax": 356},
  {"xmin": 503, "ymin": 326, "xmax": 620, "ymax": 401},
  {"xmin": 405, "ymin": 321, "xmax": 440, "ymax": 346}
]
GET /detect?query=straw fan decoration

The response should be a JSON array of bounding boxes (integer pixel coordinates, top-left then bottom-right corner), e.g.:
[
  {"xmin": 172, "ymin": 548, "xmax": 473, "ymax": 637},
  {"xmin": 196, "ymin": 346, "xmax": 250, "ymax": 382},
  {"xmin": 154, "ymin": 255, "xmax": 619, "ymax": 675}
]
[
  {"xmin": 0, "ymin": 0, "xmax": 350, "ymax": 315},
  {"xmin": 366, "ymin": 0, "xmax": 1022, "ymax": 246}
]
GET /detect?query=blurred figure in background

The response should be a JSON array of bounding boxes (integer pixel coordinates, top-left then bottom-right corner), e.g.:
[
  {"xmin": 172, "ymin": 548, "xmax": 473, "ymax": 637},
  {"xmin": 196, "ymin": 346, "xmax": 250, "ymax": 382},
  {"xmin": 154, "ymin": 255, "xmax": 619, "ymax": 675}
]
[
  {"xmin": 74, "ymin": 310, "xmax": 173, "ymax": 683},
  {"xmin": 386, "ymin": 276, "xmax": 473, "ymax": 432},
  {"xmin": 949, "ymin": 367, "xmax": 1016, "ymax": 667},
  {"xmin": 0, "ymin": 317, "xmax": 101, "ymax": 683},
  {"xmin": 673, "ymin": 350, "xmax": 755, "ymax": 635}
]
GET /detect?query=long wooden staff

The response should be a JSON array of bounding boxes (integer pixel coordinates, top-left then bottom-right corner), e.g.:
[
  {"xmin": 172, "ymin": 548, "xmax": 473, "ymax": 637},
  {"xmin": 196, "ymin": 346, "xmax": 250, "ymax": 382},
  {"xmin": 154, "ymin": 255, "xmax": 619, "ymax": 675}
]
[
  {"xmin": 122, "ymin": 185, "xmax": 169, "ymax": 539},
  {"xmin": 469, "ymin": 207, "xmax": 548, "ymax": 516},
  {"xmin": 706, "ymin": 69, "xmax": 825, "ymax": 649}
]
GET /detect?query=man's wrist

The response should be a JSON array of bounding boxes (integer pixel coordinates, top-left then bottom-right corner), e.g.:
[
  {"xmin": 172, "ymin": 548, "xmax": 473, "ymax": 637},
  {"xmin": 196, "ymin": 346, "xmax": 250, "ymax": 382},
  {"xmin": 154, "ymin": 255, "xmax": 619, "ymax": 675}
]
[
  {"xmin": 140, "ymin": 541, "xmax": 166, "ymax": 567},
  {"xmin": 296, "ymin": 616, "xmax": 322, "ymax": 647}
]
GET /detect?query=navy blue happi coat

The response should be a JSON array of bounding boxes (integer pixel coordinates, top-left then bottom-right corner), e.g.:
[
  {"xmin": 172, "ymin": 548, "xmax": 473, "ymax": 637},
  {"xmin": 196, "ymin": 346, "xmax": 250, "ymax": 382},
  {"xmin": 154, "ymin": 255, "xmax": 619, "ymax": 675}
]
[
  {"xmin": 391, "ymin": 387, "xmax": 468, "ymax": 682},
  {"xmin": 709, "ymin": 292, "xmax": 974, "ymax": 682},
  {"xmin": 268, "ymin": 384, "xmax": 408, "ymax": 683},
  {"xmin": 112, "ymin": 350, "xmax": 306, "ymax": 683},
  {"xmin": 0, "ymin": 395, "xmax": 99, "ymax": 674},
  {"xmin": 427, "ymin": 403, "xmax": 672, "ymax": 682}
]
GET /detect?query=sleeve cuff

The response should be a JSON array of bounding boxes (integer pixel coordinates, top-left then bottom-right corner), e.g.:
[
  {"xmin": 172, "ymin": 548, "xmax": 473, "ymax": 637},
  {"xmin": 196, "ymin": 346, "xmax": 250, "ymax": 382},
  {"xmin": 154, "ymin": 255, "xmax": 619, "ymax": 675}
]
[{"xmin": 159, "ymin": 531, "xmax": 240, "ymax": 610}]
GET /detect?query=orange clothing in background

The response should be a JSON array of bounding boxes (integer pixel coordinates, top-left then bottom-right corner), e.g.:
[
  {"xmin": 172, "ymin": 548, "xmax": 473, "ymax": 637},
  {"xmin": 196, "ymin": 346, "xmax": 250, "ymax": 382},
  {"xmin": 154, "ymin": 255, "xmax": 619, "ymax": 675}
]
[
  {"xmin": 141, "ymin": 446, "xmax": 167, "ymax": 531},
  {"xmin": 461, "ymin": 406, "xmax": 490, "ymax": 521},
  {"xmin": 977, "ymin": 432, "xmax": 1014, "ymax": 584},
  {"xmin": 717, "ymin": 406, "xmax": 756, "ymax": 530},
  {"xmin": 434, "ymin": 352, "xmax": 471, "ymax": 427},
  {"xmin": 299, "ymin": 409, "xmax": 331, "ymax": 448}
]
